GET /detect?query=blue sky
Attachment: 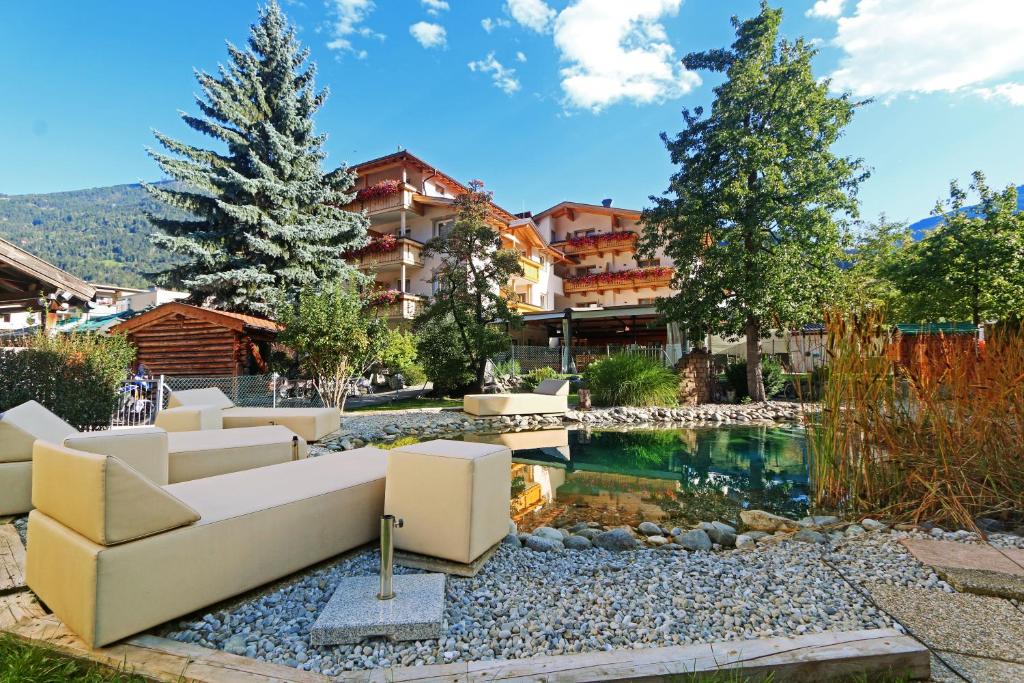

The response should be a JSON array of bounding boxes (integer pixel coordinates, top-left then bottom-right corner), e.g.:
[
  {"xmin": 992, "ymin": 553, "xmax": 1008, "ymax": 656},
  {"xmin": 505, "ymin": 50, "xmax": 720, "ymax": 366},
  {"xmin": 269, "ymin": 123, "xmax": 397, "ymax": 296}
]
[{"xmin": 2, "ymin": 0, "xmax": 1023, "ymax": 226}]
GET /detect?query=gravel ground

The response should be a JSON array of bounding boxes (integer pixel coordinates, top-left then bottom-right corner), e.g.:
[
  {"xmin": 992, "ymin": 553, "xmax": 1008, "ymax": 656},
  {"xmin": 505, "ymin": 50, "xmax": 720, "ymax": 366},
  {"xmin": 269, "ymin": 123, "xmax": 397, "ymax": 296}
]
[
  {"xmin": 12, "ymin": 515, "xmax": 27, "ymax": 547},
  {"xmin": 160, "ymin": 534, "xmax": 908, "ymax": 675}
]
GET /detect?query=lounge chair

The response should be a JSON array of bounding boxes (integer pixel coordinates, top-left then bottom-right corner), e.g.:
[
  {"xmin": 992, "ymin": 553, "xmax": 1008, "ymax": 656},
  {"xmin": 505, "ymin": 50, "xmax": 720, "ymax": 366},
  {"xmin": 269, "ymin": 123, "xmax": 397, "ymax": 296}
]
[
  {"xmin": 462, "ymin": 379, "xmax": 570, "ymax": 417},
  {"xmin": 26, "ymin": 441, "xmax": 385, "ymax": 647},
  {"xmin": 0, "ymin": 401, "xmax": 307, "ymax": 515},
  {"xmin": 165, "ymin": 387, "xmax": 340, "ymax": 442}
]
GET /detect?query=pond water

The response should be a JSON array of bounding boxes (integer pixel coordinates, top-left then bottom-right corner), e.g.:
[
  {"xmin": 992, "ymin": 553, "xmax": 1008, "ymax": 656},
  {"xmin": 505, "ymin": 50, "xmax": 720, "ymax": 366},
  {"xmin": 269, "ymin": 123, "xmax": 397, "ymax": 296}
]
[{"xmin": 464, "ymin": 426, "xmax": 809, "ymax": 531}]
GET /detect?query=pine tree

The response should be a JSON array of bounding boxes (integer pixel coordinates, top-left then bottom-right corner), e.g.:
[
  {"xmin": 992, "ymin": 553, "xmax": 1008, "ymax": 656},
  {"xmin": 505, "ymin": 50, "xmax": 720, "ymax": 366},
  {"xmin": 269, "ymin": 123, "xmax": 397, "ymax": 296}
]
[
  {"xmin": 641, "ymin": 2, "xmax": 866, "ymax": 400},
  {"xmin": 143, "ymin": 1, "xmax": 367, "ymax": 316}
]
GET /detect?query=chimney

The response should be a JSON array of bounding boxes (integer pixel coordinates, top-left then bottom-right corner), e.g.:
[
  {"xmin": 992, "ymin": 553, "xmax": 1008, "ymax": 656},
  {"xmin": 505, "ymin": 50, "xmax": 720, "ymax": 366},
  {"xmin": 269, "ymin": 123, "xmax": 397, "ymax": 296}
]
[{"xmin": 601, "ymin": 198, "xmax": 613, "ymax": 207}]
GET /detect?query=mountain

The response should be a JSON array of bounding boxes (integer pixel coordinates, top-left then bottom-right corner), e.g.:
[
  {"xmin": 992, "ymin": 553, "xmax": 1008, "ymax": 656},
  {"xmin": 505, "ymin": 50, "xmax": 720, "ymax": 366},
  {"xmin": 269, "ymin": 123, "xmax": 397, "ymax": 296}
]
[
  {"xmin": 0, "ymin": 182, "xmax": 183, "ymax": 287},
  {"xmin": 908, "ymin": 185, "xmax": 1024, "ymax": 240}
]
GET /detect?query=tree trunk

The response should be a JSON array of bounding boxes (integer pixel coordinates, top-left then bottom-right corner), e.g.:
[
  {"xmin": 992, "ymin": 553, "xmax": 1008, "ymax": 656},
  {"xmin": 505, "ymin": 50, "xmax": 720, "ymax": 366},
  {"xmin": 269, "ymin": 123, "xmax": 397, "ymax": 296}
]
[
  {"xmin": 474, "ymin": 359, "xmax": 488, "ymax": 394},
  {"xmin": 745, "ymin": 317, "xmax": 766, "ymax": 402}
]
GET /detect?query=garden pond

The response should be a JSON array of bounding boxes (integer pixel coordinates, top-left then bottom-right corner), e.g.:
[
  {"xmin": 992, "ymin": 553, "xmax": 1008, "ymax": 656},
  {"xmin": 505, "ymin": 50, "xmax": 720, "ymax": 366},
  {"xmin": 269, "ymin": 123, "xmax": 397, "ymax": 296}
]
[{"xmin": 455, "ymin": 425, "xmax": 809, "ymax": 531}]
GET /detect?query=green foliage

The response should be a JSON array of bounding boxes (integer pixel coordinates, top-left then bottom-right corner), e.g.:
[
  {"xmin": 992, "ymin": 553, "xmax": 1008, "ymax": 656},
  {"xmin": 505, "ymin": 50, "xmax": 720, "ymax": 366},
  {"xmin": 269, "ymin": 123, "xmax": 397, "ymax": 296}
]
[
  {"xmin": 415, "ymin": 313, "xmax": 476, "ymax": 395},
  {"xmin": 640, "ymin": 3, "xmax": 865, "ymax": 400},
  {"xmin": 492, "ymin": 358, "xmax": 522, "ymax": 377},
  {"xmin": 843, "ymin": 216, "xmax": 914, "ymax": 319},
  {"xmin": 583, "ymin": 353, "xmax": 678, "ymax": 407},
  {"xmin": 275, "ymin": 278, "xmax": 386, "ymax": 409},
  {"xmin": 519, "ymin": 366, "xmax": 559, "ymax": 393},
  {"xmin": 886, "ymin": 172, "xmax": 1024, "ymax": 324},
  {"xmin": 0, "ymin": 634, "xmax": 147, "ymax": 683},
  {"xmin": 145, "ymin": 1, "xmax": 368, "ymax": 315},
  {"xmin": 416, "ymin": 180, "xmax": 523, "ymax": 392},
  {"xmin": 0, "ymin": 333, "xmax": 136, "ymax": 430},
  {"xmin": 0, "ymin": 183, "xmax": 183, "ymax": 286},
  {"xmin": 378, "ymin": 329, "xmax": 426, "ymax": 386},
  {"xmin": 724, "ymin": 358, "xmax": 785, "ymax": 401}
]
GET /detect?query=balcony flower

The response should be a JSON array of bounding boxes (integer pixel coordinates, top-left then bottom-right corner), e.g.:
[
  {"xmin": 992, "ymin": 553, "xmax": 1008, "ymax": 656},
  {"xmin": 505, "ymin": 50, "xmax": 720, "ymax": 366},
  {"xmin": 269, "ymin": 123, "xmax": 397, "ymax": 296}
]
[
  {"xmin": 344, "ymin": 233, "xmax": 398, "ymax": 258},
  {"xmin": 565, "ymin": 266, "xmax": 674, "ymax": 289},
  {"xmin": 368, "ymin": 288, "xmax": 402, "ymax": 306},
  {"xmin": 355, "ymin": 179, "xmax": 402, "ymax": 202},
  {"xmin": 565, "ymin": 231, "xmax": 638, "ymax": 250}
]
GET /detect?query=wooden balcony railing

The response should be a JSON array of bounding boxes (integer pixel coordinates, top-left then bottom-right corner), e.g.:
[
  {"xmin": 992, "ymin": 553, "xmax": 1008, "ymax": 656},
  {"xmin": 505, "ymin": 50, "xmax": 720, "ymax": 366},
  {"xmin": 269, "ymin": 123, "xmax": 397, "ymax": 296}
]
[
  {"xmin": 557, "ymin": 231, "xmax": 639, "ymax": 256},
  {"xmin": 345, "ymin": 182, "xmax": 418, "ymax": 216},
  {"xmin": 357, "ymin": 238, "xmax": 425, "ymax": 271},
  {"xmin": 563, "ymin": 266, "xmax": 674, "ymax": 293},
  {"xmin": 383, "ymin": 293, "xmax": 427, "ymax": 320}
]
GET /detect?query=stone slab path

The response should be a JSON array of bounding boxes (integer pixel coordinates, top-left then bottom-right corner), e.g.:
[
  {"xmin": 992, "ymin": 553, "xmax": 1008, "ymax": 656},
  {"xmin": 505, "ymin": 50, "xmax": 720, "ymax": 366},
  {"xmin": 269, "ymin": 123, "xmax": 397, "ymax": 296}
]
[{"xmin": 900, "ymin": 537, "xmax": 1024, "ymax": 600}]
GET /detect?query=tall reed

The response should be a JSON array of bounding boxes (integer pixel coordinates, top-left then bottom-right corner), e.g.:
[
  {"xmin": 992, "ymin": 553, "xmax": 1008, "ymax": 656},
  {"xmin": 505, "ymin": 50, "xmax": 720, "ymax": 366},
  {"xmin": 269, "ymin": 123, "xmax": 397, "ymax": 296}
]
[{"xmin": 807, "ymin": 310, "xmax": 1024, "ymax": 528}]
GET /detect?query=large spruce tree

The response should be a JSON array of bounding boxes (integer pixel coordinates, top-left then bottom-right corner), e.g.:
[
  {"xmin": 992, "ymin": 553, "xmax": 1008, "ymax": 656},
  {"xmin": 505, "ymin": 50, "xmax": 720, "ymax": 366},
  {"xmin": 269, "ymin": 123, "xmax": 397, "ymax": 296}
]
[
  {"xmin": 144, "ymin": 1, "xmax": 367, "ymax": 315},
  {"xmin": 640, "ymin": 2, "xmax": 866, "ymax": 400}
]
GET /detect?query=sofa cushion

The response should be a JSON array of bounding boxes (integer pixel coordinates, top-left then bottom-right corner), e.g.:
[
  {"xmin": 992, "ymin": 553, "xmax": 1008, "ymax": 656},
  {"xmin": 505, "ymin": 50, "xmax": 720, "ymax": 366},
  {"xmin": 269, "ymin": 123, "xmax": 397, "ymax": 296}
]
[
  {"xmin": 0, "ymin": 461, "xmax": 32, "ymax": 516},
  {"xmin": 31, "ymin": 441, "xmax": 199, "ymax": 546},
  {"xmin": 168, "ymin": 388, "xmax": 235, "ymax": 411},
  {"xmin": 64, "ymin": 428, "xmax": 169, "ymax": 485},
  {"xmin": 163, "ymin": 447, "xmax": 385, "ymax": 525},
  {"xmin": 534, "ymin": 379, "xmax": 570, "ymax": 396},
  {"xmin": 165, "ymin": 425, "xmax": 306, "ymax": 483},
  {"xmin": 221, "ymin": 407, "xmax": 339, "ymax": 442},
  {"xmin": 0, "ymin": 401, "xmax": 78, "ymax": 464},
  {"xmin": 155, "ymin": 404, "xmax": 224, "ymax": 432},
  {"xmin": 462, "ymin": 393, "xmax": 567, "ymax": 416}
]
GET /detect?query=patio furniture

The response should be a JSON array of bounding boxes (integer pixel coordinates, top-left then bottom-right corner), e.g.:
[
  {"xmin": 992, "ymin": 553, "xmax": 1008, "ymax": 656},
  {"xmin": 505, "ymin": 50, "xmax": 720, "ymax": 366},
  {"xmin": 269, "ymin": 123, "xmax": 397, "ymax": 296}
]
[
  {"xmin": 0, "ymin": 400, "xmax": 308, "ymax": 515},
  {"xmin": 384, "ymin": 439, "xmax": 511, "ymax": 564},
  {"xmin": 462, "ymin": 379, "xmax": 570, "ymax": 417},
  {"xmin": 26, "ymin": 441, "xmax": 386, "ymax": 647},
  {"xmin": 167, "ymin": 387, "xmax": 340, "ymax": 441}
]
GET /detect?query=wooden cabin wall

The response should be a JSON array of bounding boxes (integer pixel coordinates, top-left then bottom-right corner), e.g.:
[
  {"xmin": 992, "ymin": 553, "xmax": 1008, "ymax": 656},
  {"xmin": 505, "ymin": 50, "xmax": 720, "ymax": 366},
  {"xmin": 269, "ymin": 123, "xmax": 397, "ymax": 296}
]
[{"xmin": 128, "ymin": 313, "xmax": 245, "ymax": 376}]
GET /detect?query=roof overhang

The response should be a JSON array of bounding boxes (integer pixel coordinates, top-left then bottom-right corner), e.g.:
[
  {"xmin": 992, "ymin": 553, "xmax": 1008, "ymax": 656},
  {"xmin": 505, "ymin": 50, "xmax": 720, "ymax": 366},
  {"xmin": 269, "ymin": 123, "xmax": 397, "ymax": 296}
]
[{"xmin": 0, "ymin": 236, "xmax": 95, "ymax": 305}]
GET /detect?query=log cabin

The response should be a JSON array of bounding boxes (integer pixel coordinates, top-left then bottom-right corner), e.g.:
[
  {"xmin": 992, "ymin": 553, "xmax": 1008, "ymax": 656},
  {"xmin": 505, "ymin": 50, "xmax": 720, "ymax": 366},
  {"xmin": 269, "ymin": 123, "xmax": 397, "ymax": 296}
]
[{"xmin": 110, "ymin": 302, "xmax": 282, "ymax": 376}]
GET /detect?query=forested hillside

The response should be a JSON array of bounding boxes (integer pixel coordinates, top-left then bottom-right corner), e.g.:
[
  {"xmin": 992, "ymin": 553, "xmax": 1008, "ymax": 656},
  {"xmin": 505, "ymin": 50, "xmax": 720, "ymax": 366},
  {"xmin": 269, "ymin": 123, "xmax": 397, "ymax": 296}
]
[{"xmin": 0, "ymin": 183, "xmax": 183, "ymax": 287}]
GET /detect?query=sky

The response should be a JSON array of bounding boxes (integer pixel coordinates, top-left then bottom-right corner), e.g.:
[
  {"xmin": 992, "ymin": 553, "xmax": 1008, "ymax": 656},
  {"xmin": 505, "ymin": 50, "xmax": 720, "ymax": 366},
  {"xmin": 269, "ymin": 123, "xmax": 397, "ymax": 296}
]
[{"xmin": 1, "ymin": 0, "xmax": 1023, "ymax": 226}]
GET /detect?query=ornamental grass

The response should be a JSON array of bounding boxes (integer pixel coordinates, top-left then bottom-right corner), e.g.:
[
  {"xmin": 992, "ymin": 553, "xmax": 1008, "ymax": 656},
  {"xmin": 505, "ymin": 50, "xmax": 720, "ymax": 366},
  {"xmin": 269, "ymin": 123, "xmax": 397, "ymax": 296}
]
[
  {"xmin": 807, "ymin": 309, "xmax": 1024, "ymax": 529},
  {"xmin": 583, "ymin": 352, "xmax": 678, "ymax": 407}
]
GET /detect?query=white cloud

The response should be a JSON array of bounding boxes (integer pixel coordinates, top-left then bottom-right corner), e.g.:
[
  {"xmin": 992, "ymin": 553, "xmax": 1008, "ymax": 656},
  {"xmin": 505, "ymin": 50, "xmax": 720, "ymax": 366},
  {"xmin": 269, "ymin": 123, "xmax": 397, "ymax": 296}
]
[
  {"xmin": 409, "ymin": 21, "xmax": 447, "ymax": 49},
  {"xmin": 325, "ymin": 0, "xmax": 383, "ymax": 56},
  {"xmin": 828, "ymin": 0, "xmax": 1024, "ymax": 103},
  {"xmin": 976, "ymin": 81, "xmax": 1024, "ymax": 106},
  {"xmin": 806, "ymin": 0, "xmax": 845, "ymax": 19},
  {"xmin": 421, "ymin": 0, "xmax": 449, "ymax": 15},
  {"xmin": 554, "ymin": 0, "xmax": 700, "ymax": 112},
  {"xmin": 468, "ymin": 53, "xmax": 521, "ymax": 94},
  {"xmin": 516, "ymin": 51, "xmax": 527, "ymax": 63},
  {"xmin": 505, "ymin": 0, "xmax": 556, "ymax": 33},
  {"xmin": 480, "ymin": 17, "xmax": 511, "ymax": 33}
]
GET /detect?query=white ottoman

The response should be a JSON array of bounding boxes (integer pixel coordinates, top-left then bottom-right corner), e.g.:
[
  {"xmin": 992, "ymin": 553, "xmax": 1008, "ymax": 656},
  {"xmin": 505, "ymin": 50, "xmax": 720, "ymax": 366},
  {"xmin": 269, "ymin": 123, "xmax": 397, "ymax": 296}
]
[{"xmin": 385, "ymin": 439, "xmax": 511, "ymax": 564}]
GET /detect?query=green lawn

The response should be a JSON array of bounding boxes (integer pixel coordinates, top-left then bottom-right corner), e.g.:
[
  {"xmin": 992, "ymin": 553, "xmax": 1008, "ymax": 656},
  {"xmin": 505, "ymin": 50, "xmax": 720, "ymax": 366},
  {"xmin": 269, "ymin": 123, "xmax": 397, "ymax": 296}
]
[
  {"xmin": 0, "ymin": 635, "xmax": 147, "ymax": 683},
  {"xmin": 345, "ymin": 396, "xmax": 463, "ymax": 412}
]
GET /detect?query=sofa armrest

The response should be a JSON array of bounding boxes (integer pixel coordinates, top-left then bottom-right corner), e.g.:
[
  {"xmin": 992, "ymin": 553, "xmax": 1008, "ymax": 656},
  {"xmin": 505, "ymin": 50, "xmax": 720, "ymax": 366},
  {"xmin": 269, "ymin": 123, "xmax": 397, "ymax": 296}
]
[
  {"xmin": 155, "ymin": 405, "xmax": 223, "ymax": 432},
  {"xmin": 64, "ymin": 428, "xmax": 170, "ymax": 485}
]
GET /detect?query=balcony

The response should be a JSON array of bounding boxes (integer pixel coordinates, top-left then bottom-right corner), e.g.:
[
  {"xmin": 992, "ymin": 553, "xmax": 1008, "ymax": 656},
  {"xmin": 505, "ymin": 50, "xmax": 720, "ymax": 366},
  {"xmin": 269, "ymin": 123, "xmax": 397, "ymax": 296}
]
[
  {"xmin": 345, "ymin": 181, "xmax": 421, "ymax": 217},
  {"xmin": 517, "ymin": 256, "xmax": 541, "ymax": 283},
  {"xmin": 557, "ymin": 231, "xmax": 639, "ymax": 257},
  {"xmin": 354, "ymin": 237, "xmax": 425, "ymax": 272},
  {"xmin": 563, "ymin": 266, "xmax": 674, "ymax": 294},
  {"xmin": 371, "ymin": 292, "xmax": 428, "ymax": 321},
  {"xmin": 508, "ymin": 292, "xmax": 547, "ymax": 313}
]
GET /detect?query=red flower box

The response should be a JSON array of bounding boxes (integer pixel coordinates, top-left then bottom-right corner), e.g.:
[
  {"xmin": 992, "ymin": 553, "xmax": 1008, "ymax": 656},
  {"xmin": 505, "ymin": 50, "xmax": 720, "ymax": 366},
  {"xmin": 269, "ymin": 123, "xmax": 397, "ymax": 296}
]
[
  {"xmin": 344, "ymin": 233, "xmax": 398, "ymax": 258},
  {"xmin": 356, "ymin": 179, "xmax": 402, "ymax": 202},
  {"xmin": 565, "ymin": 266, "xmax": 674, "ymax": 289},
  {"xmin": 368, "ymin": 289, "xmax": 402, "ymax": 306},
  {"xmin": 565, "ymin": 231, "xmax": 638, "ymax": 251}
]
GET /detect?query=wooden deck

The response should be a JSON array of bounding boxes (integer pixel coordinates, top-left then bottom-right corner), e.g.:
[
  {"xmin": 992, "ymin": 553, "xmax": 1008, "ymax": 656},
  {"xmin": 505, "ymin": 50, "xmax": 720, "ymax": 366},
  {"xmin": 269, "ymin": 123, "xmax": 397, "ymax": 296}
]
[{"xmin": 0, "ymin": 525, "xmax": 25, "ymax": 594}]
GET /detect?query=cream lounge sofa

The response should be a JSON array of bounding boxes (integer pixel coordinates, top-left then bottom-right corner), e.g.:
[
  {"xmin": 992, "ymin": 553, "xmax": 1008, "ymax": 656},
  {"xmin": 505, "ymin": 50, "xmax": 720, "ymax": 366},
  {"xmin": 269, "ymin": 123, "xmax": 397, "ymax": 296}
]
[
  {"xmin": 0, "ymin": 401, "xmax": 307, "ymax": 515},
  {"xmin": 26, "ymin": 441, "xmax": 386, "ymax": 648},
  {"xmin": 462, "ymin": 379, "xmax": 570, "ymax": 417},
  {"xmin": 165, "ymin": 387, "xmax": 339, "ymax": 442}
]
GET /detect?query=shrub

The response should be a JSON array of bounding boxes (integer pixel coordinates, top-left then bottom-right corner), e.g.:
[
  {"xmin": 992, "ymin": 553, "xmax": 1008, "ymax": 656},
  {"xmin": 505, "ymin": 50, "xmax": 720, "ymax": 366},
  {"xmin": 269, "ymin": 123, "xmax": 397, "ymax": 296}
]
[
  {"xmin": 0, "ymin": 333, "xmax": 136, "ymax": 431},
  {"xmin": 583, "ymin": 353, "xmax": 678, "ymax": 407},
  {"xmin": 415, "ymin": 314, "xmax": 475, "ymax": 395},
  {"xmin": 519, "ymin": 366, "xmax": 558, "ymax": 393},
  {"xmin": 378, "ymin": 329, "xmax": 426, "ymax": 386},
  {"xmin": 724, "ymin": 358, "xmax": 786, "ymax": 401},
  {"xmin": 492, "ymin": 358, "xmax": 522, "ymax": 377}
]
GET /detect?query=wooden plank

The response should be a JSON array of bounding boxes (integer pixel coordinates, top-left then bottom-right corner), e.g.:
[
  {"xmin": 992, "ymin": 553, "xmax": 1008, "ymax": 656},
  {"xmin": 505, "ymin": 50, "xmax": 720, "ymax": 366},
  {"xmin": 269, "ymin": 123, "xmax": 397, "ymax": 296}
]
[
  {"xmin": 0, "ymin": 524, "xmax": 26, "ymax": 593},
  {"xmin": 0, "ymin": 592, "xmax": 45, "ymax": 630}
]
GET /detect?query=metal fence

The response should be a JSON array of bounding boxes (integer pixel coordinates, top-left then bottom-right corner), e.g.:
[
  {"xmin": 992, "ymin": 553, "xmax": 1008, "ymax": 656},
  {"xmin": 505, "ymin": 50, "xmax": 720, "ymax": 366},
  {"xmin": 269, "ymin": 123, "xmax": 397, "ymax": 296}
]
[
  {"xmin": 110, "ymin": 373, "xmax": 325, "ymax": 427},
  {"xmin": 491, "ymin": 344, "xmax": 670, "ymax": 373}
]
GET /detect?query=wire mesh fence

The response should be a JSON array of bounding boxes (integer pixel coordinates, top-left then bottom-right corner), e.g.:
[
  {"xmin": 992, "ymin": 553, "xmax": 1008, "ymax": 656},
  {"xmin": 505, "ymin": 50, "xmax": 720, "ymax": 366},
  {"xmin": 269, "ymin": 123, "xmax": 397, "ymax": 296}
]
[
  {"xmin": 110, "ymin": 373, "xmax": 325, "ymax": 427},
  {"xmin": 491, "ymin": 344, "xmax": 670, "ymax": 373}
]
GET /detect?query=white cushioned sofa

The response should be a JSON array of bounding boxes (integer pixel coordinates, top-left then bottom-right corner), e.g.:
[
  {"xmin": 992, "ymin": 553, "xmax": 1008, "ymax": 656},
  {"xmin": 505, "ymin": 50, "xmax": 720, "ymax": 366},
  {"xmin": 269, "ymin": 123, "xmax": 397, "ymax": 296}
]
[
  {"xmin": 26, "ymin": 441, "xmax": 386, "ymax": 647},
  {"xmin": 166, "ymin": 387, "xmax": 340, "ymax": 442},
  {"xmin": 0, "ymin": 401, "xmax": 307, "ymax": 515},
  {"xmin": 462, "ymin": 379, "xmax": 570, "ymax": 417}
]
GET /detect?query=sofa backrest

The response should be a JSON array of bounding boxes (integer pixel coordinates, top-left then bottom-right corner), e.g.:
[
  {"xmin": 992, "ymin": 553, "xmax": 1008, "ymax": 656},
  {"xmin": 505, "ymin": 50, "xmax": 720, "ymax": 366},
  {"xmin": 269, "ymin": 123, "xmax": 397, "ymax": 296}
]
[
  {"xmin": 168, "ymin": 387, "xmax": 235, "ymax": 411},
  {"xmin": 534, "ymin": 379, "xmax": 570, "ymax": 396},
  {"xmin": 0, "ymin": 401, "xmax": 78, "ymax": 464},
  {"xmin": 32, "ymin": 441, "xmax": 200, "ymax": 546}
]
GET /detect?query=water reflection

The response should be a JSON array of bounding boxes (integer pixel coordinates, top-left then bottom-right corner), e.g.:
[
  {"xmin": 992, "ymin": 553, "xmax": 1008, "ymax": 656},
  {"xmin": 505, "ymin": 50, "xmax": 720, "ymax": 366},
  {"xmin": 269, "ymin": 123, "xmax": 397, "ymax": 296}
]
[{"xmin": 468, "ymin": 426, "xmax": 809, "ymax": 526}]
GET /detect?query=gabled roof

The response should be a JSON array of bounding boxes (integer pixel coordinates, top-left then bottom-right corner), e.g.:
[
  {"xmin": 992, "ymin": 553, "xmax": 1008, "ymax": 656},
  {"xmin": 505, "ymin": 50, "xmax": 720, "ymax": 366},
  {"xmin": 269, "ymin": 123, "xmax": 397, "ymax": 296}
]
[
  {"xmin": 0, "ymin": 236, "xmax": 95, "ymax": 303},
  {"xmin": 533, "ymin": 201, "xmax": 642, "ymax": 222},
  {"xmin": 112, "ymin": 301, "xmax": 282, "ymax": 335}
]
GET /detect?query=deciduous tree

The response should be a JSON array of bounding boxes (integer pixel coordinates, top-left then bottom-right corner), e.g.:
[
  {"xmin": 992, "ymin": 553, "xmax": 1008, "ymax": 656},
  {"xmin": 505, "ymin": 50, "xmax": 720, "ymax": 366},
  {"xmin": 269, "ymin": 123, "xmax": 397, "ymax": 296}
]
[{"xmin": 640, "ymin": 2, "xmax": 866, "ymax": 400}]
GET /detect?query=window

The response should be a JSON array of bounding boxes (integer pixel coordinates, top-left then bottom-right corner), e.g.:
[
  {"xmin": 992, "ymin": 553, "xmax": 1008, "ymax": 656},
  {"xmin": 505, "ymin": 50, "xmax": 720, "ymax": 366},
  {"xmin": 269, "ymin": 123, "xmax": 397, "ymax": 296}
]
[
  {"xmin": 539, "ymin": 294, "xmax": 547, "ymax": 308},
  {"xmin": 637, "ymin": 258, "xmax": 661, "ymax": 269},
  {"xmin": 0, "ymin": 313, "xmax": 9, "ymax": 323},
  {"xmin": 433, "ymin": 218, "xmax": 454, "ymax": 239},
  {"xmin": 431, "ymin": 274, "xmax": 440, "ymax": 295},
  {"xmin": 573, "ymin": 229, "xmax": 598, "ymax": 238},
  {"xmin": 638, "ymin": 298, "xmax": 656, "ymax": 305},
  {"xmin": 575, "ymin": 266, "xmax": 594, "ymax": 277}
]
